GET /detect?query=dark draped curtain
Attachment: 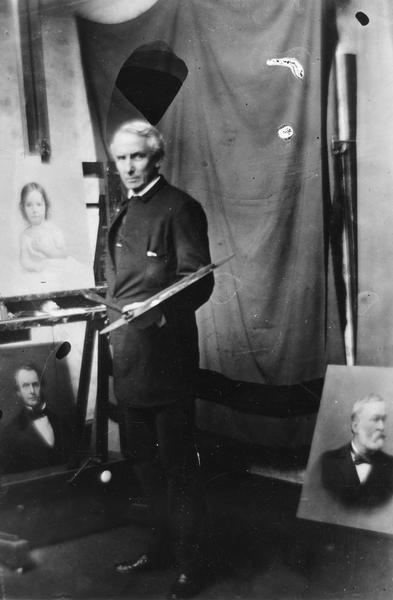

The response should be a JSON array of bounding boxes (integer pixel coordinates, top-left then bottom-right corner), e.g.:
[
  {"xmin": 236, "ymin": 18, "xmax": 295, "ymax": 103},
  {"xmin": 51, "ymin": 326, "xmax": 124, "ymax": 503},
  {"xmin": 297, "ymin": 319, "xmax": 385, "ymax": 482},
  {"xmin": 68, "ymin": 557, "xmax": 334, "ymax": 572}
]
[{"xmin": 77, "ymin": 0, "xmax": 339, "ymax": 427}]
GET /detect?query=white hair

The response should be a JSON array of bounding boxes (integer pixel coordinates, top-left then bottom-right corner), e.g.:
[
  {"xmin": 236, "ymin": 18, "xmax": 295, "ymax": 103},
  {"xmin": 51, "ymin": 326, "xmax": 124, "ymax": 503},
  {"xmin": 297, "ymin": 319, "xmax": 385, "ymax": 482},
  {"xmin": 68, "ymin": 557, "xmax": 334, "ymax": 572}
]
[
  {"xmin": 351, "ymin": 393, "xmax": 385, "ymax": 432},
  {"xmin": 109, "ymin": 120, "xmax": 165, "ymax": 162}
]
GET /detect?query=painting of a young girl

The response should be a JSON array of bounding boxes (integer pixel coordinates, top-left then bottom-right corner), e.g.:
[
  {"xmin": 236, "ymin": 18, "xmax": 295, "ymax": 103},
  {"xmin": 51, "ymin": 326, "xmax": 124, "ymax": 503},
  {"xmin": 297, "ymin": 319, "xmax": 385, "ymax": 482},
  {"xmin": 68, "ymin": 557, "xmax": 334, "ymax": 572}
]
[
  {"xmin": 19, "ymin": 183, "xmax": 69, "ymax": 272},
  {"xmin": 18, "ymin": 182, "xmax": 89, "ymax": 290}
]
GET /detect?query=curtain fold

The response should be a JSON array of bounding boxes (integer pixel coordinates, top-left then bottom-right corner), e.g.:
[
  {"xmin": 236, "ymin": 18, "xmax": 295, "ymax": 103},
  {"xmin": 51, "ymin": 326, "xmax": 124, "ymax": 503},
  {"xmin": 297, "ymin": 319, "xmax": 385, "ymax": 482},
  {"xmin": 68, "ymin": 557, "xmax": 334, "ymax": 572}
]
[{"xmin": 78, "ymin": 0, "xmax": 337, "ymax": 386}]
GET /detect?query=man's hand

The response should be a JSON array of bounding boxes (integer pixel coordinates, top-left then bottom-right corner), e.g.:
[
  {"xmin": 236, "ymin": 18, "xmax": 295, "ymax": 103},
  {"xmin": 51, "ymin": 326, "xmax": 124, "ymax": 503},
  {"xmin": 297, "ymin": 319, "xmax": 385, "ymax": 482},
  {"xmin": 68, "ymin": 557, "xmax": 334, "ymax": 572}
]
[
  {"xmin": 122, "ymin": 301, "xmax": 146, "ymax": 322},
  {"xmin": 121, "ymin": 302, "xmax": 166, "ymax": 329}
]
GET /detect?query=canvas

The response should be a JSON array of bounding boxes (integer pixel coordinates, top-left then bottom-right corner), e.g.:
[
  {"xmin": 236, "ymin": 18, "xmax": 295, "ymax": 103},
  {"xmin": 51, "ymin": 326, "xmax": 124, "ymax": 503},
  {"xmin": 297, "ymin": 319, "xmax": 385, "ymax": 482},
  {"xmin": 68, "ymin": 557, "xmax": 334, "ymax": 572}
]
[
  {"xmin": 0, "ymin": 159, "xmax": 95, "ymax": 298},
  {"xmin": 297, "ymin": 365, "xmax": 393, "ymax": 536},
  {"xmin": 0, "ymin": 341, "xmax": 75, "ymax": 481}
]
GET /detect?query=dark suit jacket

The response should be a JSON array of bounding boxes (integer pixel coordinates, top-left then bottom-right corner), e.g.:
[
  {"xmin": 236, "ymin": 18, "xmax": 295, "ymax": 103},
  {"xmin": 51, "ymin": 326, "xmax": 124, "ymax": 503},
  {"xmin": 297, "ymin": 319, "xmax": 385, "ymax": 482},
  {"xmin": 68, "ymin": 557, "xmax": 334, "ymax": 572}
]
[
  {"xmin": 105, "ymin": 176, "xmax": 214, "ymax": 407},
  {"xmin": 321, "ymin": 443, "xmax": 393, "ymax": 508},
  {"xmin": 0, "ymin": 407, "xmax": 73, "ymax": 475}
]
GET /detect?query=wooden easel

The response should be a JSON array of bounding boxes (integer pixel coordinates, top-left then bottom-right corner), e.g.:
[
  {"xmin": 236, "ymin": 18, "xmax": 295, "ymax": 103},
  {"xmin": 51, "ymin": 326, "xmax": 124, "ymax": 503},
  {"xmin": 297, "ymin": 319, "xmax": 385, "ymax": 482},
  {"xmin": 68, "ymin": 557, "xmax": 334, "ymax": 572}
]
[
  {"xmin": 0, "ymin": 158, "xmax": 121, "ymax": 470},
  {"xmin": 0, "ymin": 162, "xmax": 125, "ymax": 568}
]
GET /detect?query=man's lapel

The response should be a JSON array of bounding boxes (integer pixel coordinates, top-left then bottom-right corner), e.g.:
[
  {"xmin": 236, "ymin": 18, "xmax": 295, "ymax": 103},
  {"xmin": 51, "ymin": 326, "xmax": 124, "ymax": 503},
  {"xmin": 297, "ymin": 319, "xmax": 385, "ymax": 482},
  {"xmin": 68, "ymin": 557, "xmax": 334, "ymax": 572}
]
[
  {"xmin": 107, "ymin": 176, "xmax": 167, "ymax": 269},
  {"xmin": 107, "ymin": 202, "xmax": 128, "ymax": 267}
]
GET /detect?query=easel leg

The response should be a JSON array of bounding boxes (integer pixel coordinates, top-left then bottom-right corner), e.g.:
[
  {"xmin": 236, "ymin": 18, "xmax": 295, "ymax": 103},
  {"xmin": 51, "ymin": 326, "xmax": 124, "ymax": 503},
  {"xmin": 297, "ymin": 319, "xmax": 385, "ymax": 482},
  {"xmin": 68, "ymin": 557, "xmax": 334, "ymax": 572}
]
[
  {"xmin": 69, "ymin": 319, "xmax": 96, "ymax": 467},
  {"xmin": 95, "ymin": 331, "xmax": 109, "ymax": 462}
]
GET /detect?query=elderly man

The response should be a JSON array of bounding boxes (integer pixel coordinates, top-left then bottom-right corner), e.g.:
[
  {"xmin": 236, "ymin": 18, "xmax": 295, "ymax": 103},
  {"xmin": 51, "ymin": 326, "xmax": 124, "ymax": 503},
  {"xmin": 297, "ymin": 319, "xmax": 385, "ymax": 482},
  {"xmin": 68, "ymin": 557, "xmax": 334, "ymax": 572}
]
[
  {"xmin": 0, "ymin": 363, "xmax": 72, "ymax": 474},
  {"xmin": 105, "ymin": 120, "xmax": 214, "ymax": 599},
  {"xmin": 321, "ymin": 393, "xmax": 393, "ymax": 507}
]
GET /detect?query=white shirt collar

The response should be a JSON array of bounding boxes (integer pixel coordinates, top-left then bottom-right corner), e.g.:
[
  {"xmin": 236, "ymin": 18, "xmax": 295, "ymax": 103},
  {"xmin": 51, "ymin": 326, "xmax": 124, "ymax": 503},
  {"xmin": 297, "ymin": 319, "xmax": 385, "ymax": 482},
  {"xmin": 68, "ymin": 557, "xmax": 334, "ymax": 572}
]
[
  {"xmin": 350, "ymin": 442, "xmax": 359, "ymax": 456},
  {"xmin": 127, "ymin": 176, "xmax": 160, "ymax": 199}
]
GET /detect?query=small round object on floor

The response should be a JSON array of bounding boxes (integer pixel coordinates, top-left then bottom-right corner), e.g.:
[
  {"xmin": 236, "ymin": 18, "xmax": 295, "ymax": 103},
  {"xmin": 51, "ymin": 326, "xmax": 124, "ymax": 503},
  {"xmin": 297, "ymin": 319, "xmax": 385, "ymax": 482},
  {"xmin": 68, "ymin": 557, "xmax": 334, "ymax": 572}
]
[{"xmin": 99, "ymin": 469, "xmax": 112, "ymax": 484}]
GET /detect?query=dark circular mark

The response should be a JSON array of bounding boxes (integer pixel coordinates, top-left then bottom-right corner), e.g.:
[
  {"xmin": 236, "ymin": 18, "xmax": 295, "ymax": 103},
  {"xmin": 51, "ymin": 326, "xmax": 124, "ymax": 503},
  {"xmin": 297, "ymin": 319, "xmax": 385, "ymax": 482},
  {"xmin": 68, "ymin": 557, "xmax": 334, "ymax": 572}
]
[
  {"xmin": 0, "ymin": 409, "xmax": 2, "ymax": 419},
  {"xmin": 355, "ymin": 12, "xmax": 369, "ymax": 26},
  {"xmin": 56, "ymin": 341, "xmax": 71, "ymax": 359}
]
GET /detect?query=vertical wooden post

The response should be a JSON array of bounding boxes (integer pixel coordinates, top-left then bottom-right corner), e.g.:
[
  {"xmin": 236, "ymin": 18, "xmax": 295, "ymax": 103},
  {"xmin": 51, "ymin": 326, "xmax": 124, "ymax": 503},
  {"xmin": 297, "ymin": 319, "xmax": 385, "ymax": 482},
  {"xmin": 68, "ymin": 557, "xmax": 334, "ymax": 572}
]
[
  {"xmin": 332, "ymin": 53, "xmax": 358, "ymax": 366},
  {"xmin": 70, "ymin": 318, "xmax": 96, "ymax": 466},
  {"xmin": 95, "ymin": 329, "xmax": 109, "ymax": 462},
  {"xmin": 14, "ymin": 0, "xmax": 51, "ymax": 161}
]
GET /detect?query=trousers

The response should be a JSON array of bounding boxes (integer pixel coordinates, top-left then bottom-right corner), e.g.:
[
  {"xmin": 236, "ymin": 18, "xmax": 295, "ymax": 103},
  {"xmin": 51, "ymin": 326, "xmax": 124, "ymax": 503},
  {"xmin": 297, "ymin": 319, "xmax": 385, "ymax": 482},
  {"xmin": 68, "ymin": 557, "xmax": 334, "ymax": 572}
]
[{"xmin": 122, "ymin": 399, "xmax": 206, "ymax": 572}]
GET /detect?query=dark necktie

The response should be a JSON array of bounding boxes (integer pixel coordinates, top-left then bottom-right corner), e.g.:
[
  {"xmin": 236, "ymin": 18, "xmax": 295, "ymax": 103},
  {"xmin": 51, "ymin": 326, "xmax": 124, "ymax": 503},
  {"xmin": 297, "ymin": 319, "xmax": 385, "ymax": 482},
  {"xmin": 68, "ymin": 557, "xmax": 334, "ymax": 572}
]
[
  {"xmin": 119, "ymin": 194, "xmax": 142, "ymax": 207},
  {"xmin": 30, "ymin": 410, "xmax": 47, "ymax": 421},
  {"xmin": 119, "ymin": 195, "xmax": 142, "ymax": 231},
  {"xmin": 114, "ymin": 196, "xmax": 142, "ymax": 262},
  {"xmin": 353, "ymin": 452, "xmax": 372, "ymax": 465}
]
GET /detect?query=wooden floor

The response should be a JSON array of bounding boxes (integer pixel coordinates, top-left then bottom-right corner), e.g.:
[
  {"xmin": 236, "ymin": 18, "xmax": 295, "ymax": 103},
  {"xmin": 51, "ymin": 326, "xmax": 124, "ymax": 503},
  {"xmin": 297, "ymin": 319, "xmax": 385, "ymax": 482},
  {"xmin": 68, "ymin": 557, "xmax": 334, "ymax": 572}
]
[{"xmin": 1, "ymin": 468, "xmax": 393, "ymax": 600}]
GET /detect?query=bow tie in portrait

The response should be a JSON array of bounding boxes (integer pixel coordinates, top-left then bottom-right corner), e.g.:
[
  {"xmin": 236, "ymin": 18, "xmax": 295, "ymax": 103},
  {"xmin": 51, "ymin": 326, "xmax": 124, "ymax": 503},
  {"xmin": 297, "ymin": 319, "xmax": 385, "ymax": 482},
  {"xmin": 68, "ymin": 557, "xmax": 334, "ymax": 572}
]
[
  {"xmin": 353, "ymin": 452, "xmax": 373, "ymax": 465},
  {"xmin": 30, "ymin": 408, "xmax": 47, "ymax": 421}
]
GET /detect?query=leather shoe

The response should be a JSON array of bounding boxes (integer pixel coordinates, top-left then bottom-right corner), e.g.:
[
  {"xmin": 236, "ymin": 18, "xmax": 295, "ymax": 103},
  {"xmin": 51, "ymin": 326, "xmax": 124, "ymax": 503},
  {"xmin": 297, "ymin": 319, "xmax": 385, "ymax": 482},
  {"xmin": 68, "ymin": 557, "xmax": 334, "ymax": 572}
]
[
  {"xmin": 114, "ymin": 553, "xmax": 163, "ymax": 574},
  {"xmin": 167, "ymin": 572, "xmax": 203, "ymax": 599}
]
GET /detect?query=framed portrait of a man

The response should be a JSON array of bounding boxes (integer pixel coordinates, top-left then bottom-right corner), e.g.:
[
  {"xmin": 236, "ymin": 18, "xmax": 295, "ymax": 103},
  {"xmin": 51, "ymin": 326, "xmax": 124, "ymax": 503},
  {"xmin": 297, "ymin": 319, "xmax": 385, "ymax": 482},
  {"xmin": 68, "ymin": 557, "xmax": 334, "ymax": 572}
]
[
  {"xmin": 297, "ymin": 365, "xmax": 393, "ymax": 536},
  {"xmin": 0, "ymin": 342, "xmax": 75, "ymax": 481}
]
